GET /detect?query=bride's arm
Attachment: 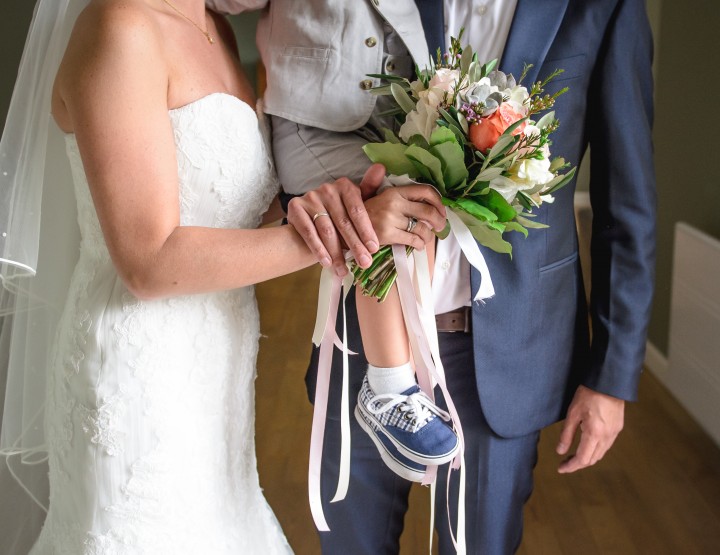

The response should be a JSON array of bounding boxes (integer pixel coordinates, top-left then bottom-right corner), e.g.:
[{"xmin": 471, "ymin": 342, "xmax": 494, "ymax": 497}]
[{"xmin": 52, "ymin": 2, "xmax": 320, "ymax": 300}]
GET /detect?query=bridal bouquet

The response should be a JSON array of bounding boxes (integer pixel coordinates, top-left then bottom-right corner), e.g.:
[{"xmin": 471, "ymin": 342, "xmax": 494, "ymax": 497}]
[{"xmin": 352, "ymin": 33, "xmax": 577, "ymax": 300}]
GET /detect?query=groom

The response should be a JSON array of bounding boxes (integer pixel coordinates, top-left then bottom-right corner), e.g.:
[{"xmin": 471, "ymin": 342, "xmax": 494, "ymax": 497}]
[{"xmin": 209, "ymin": 0, "xmax": 656, "ymax": 553}]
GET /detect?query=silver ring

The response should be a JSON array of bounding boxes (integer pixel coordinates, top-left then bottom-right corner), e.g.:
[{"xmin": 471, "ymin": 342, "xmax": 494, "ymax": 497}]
[
  {"xmin": 312, "ymin": 211, "xmax": 330, "ymax": 223},
  {"xmin": 405, "ymin": 217, "xmax": 418, "ymax": 233}
]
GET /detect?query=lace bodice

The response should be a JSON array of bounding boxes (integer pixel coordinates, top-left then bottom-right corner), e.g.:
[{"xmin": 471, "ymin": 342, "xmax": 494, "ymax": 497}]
[{"xmin": 65, "ymin": 93, "xmax": 279, "ymax": 259}]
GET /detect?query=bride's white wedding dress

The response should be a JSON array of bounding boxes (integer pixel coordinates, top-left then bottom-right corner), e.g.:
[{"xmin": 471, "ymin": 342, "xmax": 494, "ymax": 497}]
[{"xmin": 30, "ymin": 93, "xmax": 292, "ymax": 554}]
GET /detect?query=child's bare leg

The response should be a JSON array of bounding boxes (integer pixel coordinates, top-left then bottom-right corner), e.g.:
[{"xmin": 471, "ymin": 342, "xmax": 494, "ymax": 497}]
[{"xmin": 355, "ymin": 240, "xmax": 436, "ymax": 394}]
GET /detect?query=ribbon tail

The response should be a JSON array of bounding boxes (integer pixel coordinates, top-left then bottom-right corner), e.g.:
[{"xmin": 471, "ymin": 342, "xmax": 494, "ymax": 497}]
[
  {"xmin": 330, "ymin": 276, "xmax": 353, "ymax": 503},
  {"xmin": 308, "ymin": 273, "xmax": 342, "ymax": 531},
  {"xmin": 446, "ymin": 209, "xmax": 495, "ymax": 302}
]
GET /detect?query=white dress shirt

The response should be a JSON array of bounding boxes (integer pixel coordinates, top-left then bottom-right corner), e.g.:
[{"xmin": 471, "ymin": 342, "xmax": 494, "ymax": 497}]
[{"xmin": 432, "ymin": 0, "xmax": 518, "ymax": 314}]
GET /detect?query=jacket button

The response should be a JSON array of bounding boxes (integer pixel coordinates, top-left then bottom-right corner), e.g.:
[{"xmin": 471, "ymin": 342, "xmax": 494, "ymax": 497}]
[
  {"xmin": 360, "ymin": 79, "xmax": 373, "ymax": 90},
  {"xmin": 365, "ymin": 37, "xmax": 377, "ymax": 48},
  {"xmin": 386, "ymin": 60, "xmax": 396, "ymax": 72}
]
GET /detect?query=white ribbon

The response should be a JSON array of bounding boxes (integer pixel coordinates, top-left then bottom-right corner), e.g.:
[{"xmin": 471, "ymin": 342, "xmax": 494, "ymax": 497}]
[{"xmin": 446, "ymin": 208, "xmax": 495, "ymax": 302}]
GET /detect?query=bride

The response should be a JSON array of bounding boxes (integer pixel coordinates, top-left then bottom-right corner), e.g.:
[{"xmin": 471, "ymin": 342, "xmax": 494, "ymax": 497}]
[{"xmin": 0, "ymin": 0, "xmax": 444, "ymax": 553}]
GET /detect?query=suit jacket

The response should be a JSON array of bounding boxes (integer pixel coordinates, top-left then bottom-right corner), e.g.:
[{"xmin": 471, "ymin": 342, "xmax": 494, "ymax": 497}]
[{"xmin": 208, "ymin": 0, "xmax": 656, "ymax": 438}]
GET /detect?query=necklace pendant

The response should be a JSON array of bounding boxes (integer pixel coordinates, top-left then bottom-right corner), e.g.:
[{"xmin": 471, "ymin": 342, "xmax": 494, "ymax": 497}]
[{"xmin": 207, "ymin": 35, "xmax": 215, "ymax": 45}]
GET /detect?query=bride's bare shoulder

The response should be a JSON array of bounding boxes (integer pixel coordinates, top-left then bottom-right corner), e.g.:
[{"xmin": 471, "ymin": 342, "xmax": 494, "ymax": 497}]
[
  {"xmin": 67, "ymin": 0, "xmax": 164, "ymax": 58},
  {"xmin": 53, "ymin": 0, "xmax": 168, "ymax": 129}
]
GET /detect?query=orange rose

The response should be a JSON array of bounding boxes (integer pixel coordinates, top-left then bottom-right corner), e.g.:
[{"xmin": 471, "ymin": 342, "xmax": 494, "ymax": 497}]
[{"xmin": 469, "ymin": 103, "xmax": 527, "ymax": 152}]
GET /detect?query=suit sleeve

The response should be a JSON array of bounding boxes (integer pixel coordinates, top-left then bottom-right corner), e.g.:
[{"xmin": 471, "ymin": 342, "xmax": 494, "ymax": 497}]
[{"xmin": 584, "ymin": 0, "xmax": 656, "ymax": 401}]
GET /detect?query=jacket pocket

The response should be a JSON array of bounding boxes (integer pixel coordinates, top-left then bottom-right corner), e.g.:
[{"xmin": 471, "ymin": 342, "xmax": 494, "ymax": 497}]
[
  {"xmin": 281, "ymin": 46, "xmax": 330, "ymax": 60},
  {"xmin": 542, "ymin": 53, "xmax": 586, "ymax": 82},
  {"xmin": 539, "ymin": 251, "xmax": 578, "ymax": 274}
]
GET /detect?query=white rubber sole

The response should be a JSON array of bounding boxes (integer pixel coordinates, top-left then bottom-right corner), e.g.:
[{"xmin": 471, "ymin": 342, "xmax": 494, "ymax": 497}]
[
  {"xmin": 355, "ymin": 402, "xmax": 460, "ymax": 466},
  {"xmin": 354, "ymin": 406, "xmax": 426, "ymax": 482}
]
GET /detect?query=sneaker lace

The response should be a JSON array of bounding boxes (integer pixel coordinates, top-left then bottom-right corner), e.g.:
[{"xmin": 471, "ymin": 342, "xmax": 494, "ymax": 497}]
[{"xmin": 367, "ymin": 390, "xmax": 452, "ymax": 432}]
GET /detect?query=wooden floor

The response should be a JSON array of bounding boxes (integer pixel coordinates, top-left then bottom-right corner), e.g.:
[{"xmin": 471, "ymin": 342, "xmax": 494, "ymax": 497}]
[{"xmin": 254, "ymin": 267, "xmax": 720, "ymax": 554}]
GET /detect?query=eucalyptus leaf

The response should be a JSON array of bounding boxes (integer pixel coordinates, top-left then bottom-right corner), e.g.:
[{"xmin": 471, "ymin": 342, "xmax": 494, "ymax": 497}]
[
  {"xmin": 383, "ymin": 129, "xmax": 401, "ymax": 144},
  {"xmin": 366, "ymin": 73, "xmax": 410, "ymax": 83},
  {"xmin": 503, "ymin": 221, "xmax": 529, "ymax": 237},
  {"xmin": 535, "ymin": 111, "xmax": 556, "ymax": 130},
  {"xmin": 460, "ymin": 46, "xmax": 473, "ymax": 75},
  {"xmin": 486, "ymin": 134, "xmax": 515, "ymax": 162},
  {"xmin": 544, "ymin": 167, "xmax": 577, "ymax": 194},
  {"xmin": 457, "ymin": 111, "xmax": 470, "ymax": 134},
  {"xmin": 435, "ymin": 221, "xmax": 451, "ymax": 240},
  {"xmin": 363, "ymin": 143, "xmax": 419, "ymax": 178},
  {"xmin": 391, "ymin": 82, "xmax": 416, "ymax": 114},
  {"xmin": 475, "ymin": 167, "xmax": 505, "ymax": 182},
  {"xmin": 515, "ymin": 215, "xmax": 549, "ymax": 229}
]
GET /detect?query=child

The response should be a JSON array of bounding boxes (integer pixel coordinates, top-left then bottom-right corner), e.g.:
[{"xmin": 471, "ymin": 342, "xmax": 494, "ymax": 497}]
[{"xmin": 354, "ymin": 235, "xmax": 459, "ymax": 481}]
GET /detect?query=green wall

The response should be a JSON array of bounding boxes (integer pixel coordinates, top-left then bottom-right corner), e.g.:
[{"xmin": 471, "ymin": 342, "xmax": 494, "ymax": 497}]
[
  {"xmin": 648, "ymin": 0, "xmax": 720, "ymax": 354},
  {"xmin": 1, "ymin": 1, "xmax": 717, "ymax": 358}
]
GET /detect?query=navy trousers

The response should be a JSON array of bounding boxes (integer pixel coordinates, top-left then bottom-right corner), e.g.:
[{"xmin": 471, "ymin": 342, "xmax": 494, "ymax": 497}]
[{"xmin": 310, "ymin": 301, "xmax": 540, "ymax": 555}]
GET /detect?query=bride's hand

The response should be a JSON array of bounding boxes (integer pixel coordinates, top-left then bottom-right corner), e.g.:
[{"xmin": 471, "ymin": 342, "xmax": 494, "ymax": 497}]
[{"xmin": 287, "ymin": 165, "xmax": 385, "ymax": 277}]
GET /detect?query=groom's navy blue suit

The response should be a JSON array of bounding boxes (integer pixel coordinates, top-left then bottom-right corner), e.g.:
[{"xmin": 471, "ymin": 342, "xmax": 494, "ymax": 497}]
[{"xmin": 304, "ymin": 0, "xmax": 656, "ymax": 553}]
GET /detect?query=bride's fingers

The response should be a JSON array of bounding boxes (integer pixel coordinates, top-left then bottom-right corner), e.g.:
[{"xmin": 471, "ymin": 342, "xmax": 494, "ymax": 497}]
[{"xmin": 287, "ymin": 197, "xmax": 339, "ymax": 271}]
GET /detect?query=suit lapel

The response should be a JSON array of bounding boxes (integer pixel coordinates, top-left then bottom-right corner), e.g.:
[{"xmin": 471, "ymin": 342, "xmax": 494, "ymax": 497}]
[
  {"xmin": 501, "ymin": 0, "xmax": 570, "ymax": 85},
  {"xmin": 414, "ymin": 0, "xmax": 446, "ymax": 55}
]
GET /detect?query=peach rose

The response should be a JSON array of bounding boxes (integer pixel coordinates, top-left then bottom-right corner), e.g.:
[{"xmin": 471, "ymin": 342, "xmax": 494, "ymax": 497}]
[{"xmin": 469, "ymin": 103, "xmax": 527, "ymax": 152}]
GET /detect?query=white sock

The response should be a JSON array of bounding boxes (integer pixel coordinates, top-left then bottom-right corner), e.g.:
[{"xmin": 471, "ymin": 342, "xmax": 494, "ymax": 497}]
[{"xmin": 367, "ymin": 362, "xmax": 416, "ymax": 395}]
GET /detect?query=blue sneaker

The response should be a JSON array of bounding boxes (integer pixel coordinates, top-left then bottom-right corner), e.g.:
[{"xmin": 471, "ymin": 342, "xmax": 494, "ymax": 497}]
[
  {"xmin": 354, "ymin": 405, "xmax": 427, "ymax": 482},
  {"xmin": 356, "ymin": 375, "xmax": 460, "ymax": 466}
]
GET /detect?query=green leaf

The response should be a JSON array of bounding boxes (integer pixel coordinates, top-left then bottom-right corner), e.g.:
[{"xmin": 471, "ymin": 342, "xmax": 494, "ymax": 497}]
[
  {"xmin": 549, "ymin": 156, "xmax": 567, "ymax": 172},
  {"xmin": 486, "ymin": 134, "xmax": 516, "ymax": 162},
  {"xmin": 481, "ymin": 59, "xmax": 498, "ymax": 78},
  {"xmin": 475, "ymin": 167, "xmax": 504, "ymax": 182},
  {"xmin": 460, "ymin": 46, "xmax": 473, "ymax": 75},
  {"xmin": 516, "ymin": 215, "xmax": 549, "ymax": 229},
  {"xmin": 405, "ymin": 145, "xmax": 446, "ymax": 191},
  {"xmin": 362, "ymin": 143, "xmax": 419, "ymax": 178},
  {"xmin": 429, "ymin": 126, "xmax": 457, "ymax": 146},
  {"xmin": 366, "ymin": 73, "xmax": 410, "ymax": 83},
  {"xmin": 431, "ymin": 141, "xmax": 468, "ymax": 189},
  {"xmin": 449, "ymin": 197, "xmax": 497, "ymax": 222},
  {"xmin": 435, "ymin": 220, "xmax": 451, "ymax": 240},
  {"xmin": 452, "ymin": 208, "xmax": 512, "ymax": 255},
  {"xmin": 535, "ymin": 111, "xmax": 556, "ymax": 130},
  {"xmin": 502, "ymin": 117, "xmax": 528, "ymax": 137},
  {"xmin": 503, "ymin": 221, "xmax": 529, "ymax": 237},
  {"xmin": 457, "ymin": 111, "xmax": 470, "ymax": 134},
  {"xmin": 544, "ymin": 167, "xmax": 577, "ymax": 194},
  {"xmin": 383, "ymin": 129, "xmax": 401, "ymax": 144},
  {"xmin": 481, "ymin": 188, "xmax": 517, "ymax": 222},
  {"xmin": 408, "ymin": 134, "xmax": 430, "ymax": 150},
  {"xmin": 391, "ymin": 83, "xmax": 416, "ymax": 114}
]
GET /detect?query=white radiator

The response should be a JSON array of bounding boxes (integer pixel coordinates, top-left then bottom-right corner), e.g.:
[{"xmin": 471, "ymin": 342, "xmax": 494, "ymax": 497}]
[{"xmin": 661, "ymin": 223, "xmax": 720, "ymax": 445}]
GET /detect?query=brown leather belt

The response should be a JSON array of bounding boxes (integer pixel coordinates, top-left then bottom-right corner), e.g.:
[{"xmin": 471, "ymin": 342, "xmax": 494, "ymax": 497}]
[{"xmin": 435, "ymin": 307, "xmax": 472, "ymax": 333}]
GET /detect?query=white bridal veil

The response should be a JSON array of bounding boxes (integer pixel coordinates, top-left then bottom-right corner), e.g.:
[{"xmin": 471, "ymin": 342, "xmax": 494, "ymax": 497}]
[{"xmin": 0, "ymin": 0, "xmax": 89, "ymax": 552}]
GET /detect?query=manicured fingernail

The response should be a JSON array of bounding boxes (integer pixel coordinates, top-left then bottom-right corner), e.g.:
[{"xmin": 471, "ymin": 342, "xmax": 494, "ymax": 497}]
[
  {"xmin": 365, "ymin": 240, "xmax": 379, "ymax": 252},
  {"xmin": 358, "ymin": 254, "xmax": 372, "ymax": 267},
  {"xmin": 320, "ymin": 257, "xmax": 332, "ymax": 267}
]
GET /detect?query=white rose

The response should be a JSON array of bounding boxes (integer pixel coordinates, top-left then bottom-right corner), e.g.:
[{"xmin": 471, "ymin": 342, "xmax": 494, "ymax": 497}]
[
  {"xmin": 399, "ymin": 95, "xmax": 440, "ymax": 143},
  {"xmin": 510, "ymin": 158, "xmax": 555, "ymax": 188}
]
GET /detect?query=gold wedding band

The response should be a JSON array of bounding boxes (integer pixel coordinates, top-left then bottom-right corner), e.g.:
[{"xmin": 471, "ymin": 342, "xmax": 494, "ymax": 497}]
[
  {"xmin": 406, "ymin": 217, "xmax": 418, "ymax": 233},
  {"xmin": 312, "ymin": 212, "xmax": 330, "ymax": 223}
]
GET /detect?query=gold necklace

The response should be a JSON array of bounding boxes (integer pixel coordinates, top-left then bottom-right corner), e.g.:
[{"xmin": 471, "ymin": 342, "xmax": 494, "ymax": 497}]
[{"xmin": 161, "ymin": 0, "xmax": 215, "ymax": 45}]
